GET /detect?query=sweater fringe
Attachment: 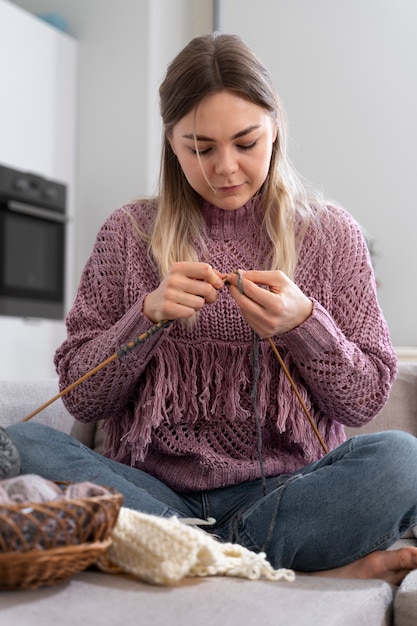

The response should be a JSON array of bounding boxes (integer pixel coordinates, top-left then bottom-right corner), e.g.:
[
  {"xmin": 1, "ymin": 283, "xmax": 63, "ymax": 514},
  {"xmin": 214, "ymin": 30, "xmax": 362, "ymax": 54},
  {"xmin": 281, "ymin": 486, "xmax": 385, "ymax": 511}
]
[{"xmin": 104, "ymin": 340, "xmax": 338, "ymax": 466}]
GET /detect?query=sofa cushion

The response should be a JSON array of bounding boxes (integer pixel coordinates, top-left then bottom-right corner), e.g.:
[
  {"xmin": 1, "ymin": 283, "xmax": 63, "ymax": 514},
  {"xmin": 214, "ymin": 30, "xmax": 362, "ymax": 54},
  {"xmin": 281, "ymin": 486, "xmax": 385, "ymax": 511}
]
[
  {"xmin": 70, "ymin": 419, "xmax": 105, "ymax": 455},
  {"xmin": 394, "ymin": 570, "xmax": 417, "ymax": 626},
  {"xmin": 0, "ymin": 569, "xmax": 395, "ymax": 626},
  {"xmin": 0, "ymin": 380, "xmax": 73, "ymax": 434}
]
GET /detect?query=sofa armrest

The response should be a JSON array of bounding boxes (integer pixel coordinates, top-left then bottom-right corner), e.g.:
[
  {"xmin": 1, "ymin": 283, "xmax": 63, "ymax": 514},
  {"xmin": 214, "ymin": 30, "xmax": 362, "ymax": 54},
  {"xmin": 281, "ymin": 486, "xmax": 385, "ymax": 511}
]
[{"xmin": 345, "ymin": 361, "xmax": 417, "ymax": 439}]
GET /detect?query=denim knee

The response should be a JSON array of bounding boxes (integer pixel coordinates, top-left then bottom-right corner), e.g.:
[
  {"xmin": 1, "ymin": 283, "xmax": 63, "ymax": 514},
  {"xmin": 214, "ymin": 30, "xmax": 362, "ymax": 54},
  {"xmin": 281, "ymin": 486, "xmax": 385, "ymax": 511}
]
[
  {"xmin": 352, "ymin": 430, "xmax": 417, "ymax": 507},
  {"xmin": 354, "ymin": 430, "xmax": 417, "ymax": 471},
  {"xmin": 231, "ymin": 431, "xmax": 417, "ymax": 570},
  {"xmin": 7, "ymin": 421, "xmax": 74, "ymax": 448}
]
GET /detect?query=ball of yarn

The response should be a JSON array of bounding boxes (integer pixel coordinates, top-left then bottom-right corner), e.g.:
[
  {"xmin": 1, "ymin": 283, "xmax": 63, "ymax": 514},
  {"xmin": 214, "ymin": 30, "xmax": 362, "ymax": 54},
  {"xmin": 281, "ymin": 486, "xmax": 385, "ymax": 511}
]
[{"xmin": 0, "ymin": 427, "xmax": 21, "ymax": 480}]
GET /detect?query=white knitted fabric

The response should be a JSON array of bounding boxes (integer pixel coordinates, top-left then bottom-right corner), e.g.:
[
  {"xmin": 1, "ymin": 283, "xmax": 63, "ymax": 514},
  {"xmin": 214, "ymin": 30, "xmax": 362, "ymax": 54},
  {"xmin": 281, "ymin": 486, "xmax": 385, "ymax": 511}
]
[{"xmin": 102, "ymin": 507, "xmax": 295, "ymax": 586}]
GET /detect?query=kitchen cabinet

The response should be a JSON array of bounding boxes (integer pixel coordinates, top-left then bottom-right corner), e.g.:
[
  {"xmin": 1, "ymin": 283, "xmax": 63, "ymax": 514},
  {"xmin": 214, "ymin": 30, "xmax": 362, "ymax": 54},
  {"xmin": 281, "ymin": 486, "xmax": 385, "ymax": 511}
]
[{"xmin": 0, "ymin": 0, "xmax": 77, "ymax": 379}]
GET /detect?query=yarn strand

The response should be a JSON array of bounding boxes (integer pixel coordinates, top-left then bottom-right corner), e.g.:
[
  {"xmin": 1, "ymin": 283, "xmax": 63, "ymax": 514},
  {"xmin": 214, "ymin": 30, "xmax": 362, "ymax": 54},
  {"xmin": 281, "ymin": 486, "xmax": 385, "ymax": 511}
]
[
  {"xmin": 235, "ymin": 269, "xmax": 328, "ymax": 456},
  {"xmin": 251, "ymin": 331, "xmax": 267, "ymax": 496}
]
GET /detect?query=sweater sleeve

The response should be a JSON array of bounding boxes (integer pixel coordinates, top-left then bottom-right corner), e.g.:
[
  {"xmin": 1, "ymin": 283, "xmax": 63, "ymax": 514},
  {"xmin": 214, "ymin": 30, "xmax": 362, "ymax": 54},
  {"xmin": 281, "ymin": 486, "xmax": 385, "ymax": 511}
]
[
  {"xmin": 54, "ymin": 205, "xmax": 167, "ymax": 422},
  {"xmin": 279, "ymin": 205, "xmax": 397, "ymax": 428}
]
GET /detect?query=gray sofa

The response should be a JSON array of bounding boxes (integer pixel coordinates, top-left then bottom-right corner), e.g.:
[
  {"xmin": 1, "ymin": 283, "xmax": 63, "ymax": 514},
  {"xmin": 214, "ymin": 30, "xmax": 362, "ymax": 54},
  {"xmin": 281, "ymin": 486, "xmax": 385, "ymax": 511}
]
[{"xmin": 0, "ymin": 361, "xmax": 417, "ymax": 626}]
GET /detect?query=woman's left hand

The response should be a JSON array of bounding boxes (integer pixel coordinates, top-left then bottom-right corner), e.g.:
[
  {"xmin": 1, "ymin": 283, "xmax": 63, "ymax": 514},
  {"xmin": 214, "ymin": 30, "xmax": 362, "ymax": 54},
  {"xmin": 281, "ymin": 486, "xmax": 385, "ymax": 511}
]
[{"xmin": 225, "ymin": 269, "xmax": 313, "ymax": 338}]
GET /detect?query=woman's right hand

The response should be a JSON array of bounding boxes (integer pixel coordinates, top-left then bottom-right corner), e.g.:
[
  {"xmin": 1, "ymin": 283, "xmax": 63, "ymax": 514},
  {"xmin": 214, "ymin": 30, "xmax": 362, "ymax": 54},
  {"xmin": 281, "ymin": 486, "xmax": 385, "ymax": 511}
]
[{"xmin": 143, "ymin": 261, "xmax": 225, "ymax": 323}]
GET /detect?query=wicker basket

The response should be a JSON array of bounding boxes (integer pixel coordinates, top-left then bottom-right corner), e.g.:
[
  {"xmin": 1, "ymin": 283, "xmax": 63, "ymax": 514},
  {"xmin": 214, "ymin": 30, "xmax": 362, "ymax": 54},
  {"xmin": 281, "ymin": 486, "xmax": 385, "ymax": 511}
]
[{"xmin": 0, "ymin": 483, "xmax": 123, "ymax": 590}]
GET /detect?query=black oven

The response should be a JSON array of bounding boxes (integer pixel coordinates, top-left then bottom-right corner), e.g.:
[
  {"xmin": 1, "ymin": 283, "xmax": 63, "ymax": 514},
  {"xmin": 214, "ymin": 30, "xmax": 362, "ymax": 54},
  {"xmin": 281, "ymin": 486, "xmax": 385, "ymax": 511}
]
[{"xmin": 0, "ymin": 164, "xmax": 67, "ymax": 320}]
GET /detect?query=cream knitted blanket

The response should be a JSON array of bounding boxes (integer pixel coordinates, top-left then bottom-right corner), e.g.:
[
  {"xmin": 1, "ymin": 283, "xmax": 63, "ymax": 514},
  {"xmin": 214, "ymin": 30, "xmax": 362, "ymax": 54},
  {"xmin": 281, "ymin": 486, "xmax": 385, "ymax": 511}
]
[{"xmin": 100, "ymin": 507, "xmax": 295, "ymax": 586}]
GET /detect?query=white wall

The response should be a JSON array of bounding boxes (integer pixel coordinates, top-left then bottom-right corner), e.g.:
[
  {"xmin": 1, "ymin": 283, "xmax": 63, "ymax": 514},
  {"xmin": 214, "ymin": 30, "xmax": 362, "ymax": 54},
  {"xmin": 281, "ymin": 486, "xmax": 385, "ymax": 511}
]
[{"xmin": 217, "ymin": 0, "xmax": 417, "ymax": 347}]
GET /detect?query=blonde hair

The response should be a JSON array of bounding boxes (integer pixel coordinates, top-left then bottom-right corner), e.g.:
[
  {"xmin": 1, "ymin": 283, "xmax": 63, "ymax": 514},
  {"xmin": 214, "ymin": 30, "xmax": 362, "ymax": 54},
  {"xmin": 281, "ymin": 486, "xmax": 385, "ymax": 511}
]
[{"xmin": 144, "ymin": 33, "xmax": 324, "ymax": 278}]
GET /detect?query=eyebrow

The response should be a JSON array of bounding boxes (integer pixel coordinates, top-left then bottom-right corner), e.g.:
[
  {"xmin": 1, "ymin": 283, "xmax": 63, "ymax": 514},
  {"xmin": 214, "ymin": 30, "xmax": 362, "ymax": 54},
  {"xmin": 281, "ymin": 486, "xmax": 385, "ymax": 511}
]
[{"xmin": 182, "ymin": 124, "xmax": 262, "ymax": 142}]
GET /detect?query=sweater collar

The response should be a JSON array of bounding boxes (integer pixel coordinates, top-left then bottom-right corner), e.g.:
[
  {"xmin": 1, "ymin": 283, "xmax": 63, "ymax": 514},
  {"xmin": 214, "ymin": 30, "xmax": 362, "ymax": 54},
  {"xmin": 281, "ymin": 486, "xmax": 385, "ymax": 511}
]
[{"xmin": 201, "ymin": 196, "xmax": 261, "ymax": 241}]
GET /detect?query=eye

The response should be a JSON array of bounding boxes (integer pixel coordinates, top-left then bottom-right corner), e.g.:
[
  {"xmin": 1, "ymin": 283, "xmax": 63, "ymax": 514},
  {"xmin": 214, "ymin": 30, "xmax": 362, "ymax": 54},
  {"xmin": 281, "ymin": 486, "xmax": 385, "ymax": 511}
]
[
  {"xmin": 190, "ymin": 147, "xmax": 212, "ymax": 156},
  {"xmin": 237, "ymin": 140, "xmax": 258, "ymax": 151}
]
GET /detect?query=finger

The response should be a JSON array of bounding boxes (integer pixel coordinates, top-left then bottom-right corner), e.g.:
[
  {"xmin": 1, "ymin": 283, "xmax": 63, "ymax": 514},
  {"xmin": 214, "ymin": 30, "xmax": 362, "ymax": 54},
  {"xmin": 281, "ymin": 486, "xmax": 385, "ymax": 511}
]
[
  {"xmin": 244, "ymin": 269, "xmax": 286, "ymax": 290},
  {"xmin": 228, "ymin": 272, "xmax": 273, "ymax": 309},
  {"xmin": 207, "ymin": 272, "xmax": 225, "ymax": 289},
  {"xmin": 166, "ymin": 281, "xmax": 212, "ymax": 309},
  {"xmin": 174, "ymin": 262, "xmax": 224, "ymax": 289}
]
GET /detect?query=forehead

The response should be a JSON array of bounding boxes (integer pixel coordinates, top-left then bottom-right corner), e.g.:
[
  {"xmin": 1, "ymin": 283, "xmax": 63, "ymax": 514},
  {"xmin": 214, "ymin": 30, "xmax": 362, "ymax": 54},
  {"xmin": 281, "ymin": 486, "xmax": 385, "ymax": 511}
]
[{"xmin": 175, "ymin": 90, "xmax": 272, "ymax": 136}]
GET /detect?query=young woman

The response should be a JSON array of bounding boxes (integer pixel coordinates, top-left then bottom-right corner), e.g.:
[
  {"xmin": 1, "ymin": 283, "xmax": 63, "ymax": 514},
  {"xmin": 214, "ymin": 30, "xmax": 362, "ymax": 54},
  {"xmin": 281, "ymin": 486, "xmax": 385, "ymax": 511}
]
[{"xmin": 7, "ymin": 32, "xmax": 417, "ymax": 583}]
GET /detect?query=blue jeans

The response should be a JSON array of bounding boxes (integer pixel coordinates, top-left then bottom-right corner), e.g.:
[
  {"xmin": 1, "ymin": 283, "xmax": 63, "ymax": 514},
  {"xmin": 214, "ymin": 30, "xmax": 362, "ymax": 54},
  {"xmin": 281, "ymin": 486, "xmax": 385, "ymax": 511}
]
[{"xmin": 6, "ymin": 422, "xmax": 417, "ymax": 572}]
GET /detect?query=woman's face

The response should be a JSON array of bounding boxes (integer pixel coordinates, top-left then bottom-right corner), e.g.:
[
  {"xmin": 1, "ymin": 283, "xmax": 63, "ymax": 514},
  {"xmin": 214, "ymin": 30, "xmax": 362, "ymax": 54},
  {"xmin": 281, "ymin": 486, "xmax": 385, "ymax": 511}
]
[{"xmin": 169, "ymin": 90, "xmax": 277, "ymax": 210}]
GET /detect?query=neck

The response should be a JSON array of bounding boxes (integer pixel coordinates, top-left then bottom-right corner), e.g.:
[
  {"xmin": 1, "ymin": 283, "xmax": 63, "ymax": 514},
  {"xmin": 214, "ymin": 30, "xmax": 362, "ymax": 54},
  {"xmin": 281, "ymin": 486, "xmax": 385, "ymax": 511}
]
[{"xmin": 201, "ymin": 197, "xmax": 260, "ymax": 241}]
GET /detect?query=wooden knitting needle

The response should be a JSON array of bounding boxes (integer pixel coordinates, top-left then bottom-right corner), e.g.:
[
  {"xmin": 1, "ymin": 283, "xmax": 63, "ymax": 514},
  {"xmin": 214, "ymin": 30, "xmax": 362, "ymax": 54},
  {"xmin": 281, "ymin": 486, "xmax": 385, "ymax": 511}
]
[
  {"xmin": 22, "ymin": 290, "xmax": 328, "ymax": 456},
  {"xmin": 21, "ymin": 320, "xmax": 171, "ymax": 422},
  {"xmin": 267, "ymin": 338, "xmax": 328, "ymax": 454}
]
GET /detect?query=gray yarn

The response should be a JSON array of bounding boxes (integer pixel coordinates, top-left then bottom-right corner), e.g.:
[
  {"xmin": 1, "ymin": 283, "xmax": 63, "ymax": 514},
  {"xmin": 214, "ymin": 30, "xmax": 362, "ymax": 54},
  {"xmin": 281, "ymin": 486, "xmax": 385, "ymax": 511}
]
[
  {"xmin": 0, "ymin": 427, "xmax": 21, "ymax": 480},
  {"xmin": 251, "ymin": 331, "xmax": 267, "ymax": 496},
  {"xmin": 236, "ymin": 271, "xmax": 267, "ymax": 496}
]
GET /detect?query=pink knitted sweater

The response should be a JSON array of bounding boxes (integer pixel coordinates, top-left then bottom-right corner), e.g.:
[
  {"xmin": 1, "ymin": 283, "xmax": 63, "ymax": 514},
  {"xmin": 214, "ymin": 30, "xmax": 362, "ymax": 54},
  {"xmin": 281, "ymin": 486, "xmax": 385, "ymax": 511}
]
[{"xmin": 55, "ymin": 198, "xmax": 397, "ymax": 491}]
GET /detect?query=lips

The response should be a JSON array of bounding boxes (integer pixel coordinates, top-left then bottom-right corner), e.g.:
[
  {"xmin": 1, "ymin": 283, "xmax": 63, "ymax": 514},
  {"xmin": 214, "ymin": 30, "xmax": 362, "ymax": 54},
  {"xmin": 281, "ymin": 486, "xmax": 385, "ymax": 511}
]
[{"xmin": 216, "ymin": 184, "xmax": 244, "ymax": 194}]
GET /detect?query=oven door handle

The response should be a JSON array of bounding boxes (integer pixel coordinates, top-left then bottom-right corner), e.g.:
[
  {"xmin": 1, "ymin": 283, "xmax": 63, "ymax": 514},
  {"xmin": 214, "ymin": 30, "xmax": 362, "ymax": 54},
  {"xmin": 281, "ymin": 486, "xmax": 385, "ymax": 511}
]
[{"xmin": 6, "ymin": 200, "xmax": 67, "ymax": 223}]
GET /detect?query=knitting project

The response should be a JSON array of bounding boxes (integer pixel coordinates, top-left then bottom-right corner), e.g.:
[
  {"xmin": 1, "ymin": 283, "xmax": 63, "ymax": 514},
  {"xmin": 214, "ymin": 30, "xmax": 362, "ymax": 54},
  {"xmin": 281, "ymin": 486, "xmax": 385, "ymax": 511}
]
[{"xmin": 101, "ymin": 507, "xmax": 295, "ymax": 586}]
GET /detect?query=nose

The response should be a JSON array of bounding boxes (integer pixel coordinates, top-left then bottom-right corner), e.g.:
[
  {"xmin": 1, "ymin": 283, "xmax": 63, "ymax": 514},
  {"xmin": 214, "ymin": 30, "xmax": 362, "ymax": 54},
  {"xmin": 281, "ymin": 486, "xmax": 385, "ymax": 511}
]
[{"xmin": 214, "ymin": 148, "xmax": 238, "ymax": 176}]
